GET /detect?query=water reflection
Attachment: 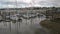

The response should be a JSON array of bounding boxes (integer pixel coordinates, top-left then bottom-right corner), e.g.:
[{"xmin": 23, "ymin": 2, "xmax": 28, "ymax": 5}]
[{"xmin": 0, "ymin": 16, "xmax": 46, "ymax": 34}]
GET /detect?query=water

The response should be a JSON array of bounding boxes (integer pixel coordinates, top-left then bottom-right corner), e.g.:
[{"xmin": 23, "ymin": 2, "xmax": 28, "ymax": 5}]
[{"xmin": 0, "ymin": 16, "xmax": 46, "ymax": 34}]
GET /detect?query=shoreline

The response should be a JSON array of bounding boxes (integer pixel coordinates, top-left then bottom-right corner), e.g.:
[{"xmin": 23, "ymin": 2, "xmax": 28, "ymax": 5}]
[{"xmin": 40, "ymin": 19, "xmax": 60, "ymax": 34}]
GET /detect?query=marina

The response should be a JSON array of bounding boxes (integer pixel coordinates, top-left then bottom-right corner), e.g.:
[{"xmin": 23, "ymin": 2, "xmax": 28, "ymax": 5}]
[{"xmin": 0, "ymin": 14, "xmax": 46, "ymax": 34}]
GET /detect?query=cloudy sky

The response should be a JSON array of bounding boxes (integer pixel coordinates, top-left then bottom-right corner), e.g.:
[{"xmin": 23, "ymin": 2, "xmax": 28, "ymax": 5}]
[{"xmin": 0, "ymin": 0, "xmax": 60, "ymax": 8}]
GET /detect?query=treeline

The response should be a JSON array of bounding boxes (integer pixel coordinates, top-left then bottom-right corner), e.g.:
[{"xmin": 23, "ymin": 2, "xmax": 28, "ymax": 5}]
[{"xmin": 0, "ymin": 7, "xmax": 60, "ymax": 10}]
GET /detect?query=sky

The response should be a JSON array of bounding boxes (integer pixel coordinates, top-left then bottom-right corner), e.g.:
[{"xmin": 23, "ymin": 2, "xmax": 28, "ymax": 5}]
[{"xmin": 0, "ymin": 0, "xmax": 60, "ymax": 8}]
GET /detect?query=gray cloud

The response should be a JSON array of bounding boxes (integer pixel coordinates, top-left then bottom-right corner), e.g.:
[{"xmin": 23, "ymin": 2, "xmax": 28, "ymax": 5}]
[{"xmin": 0, "ymin": 0, "xmax": 60, "ymax": 8}]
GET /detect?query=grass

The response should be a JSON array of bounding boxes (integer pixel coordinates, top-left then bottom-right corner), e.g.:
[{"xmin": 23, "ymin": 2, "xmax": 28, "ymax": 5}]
[
  {"xmin": 40, "ymin": 18, "xmax": 60, "ymax": 34},
  {"xmin": 51, "ymin": 18, "xmax": 60, "ymax": 23}
]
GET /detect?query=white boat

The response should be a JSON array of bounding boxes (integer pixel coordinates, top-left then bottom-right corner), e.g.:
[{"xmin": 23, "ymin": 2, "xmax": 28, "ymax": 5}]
[{"xmin": 10, "ymin": 15, "xmax": 18, "ymax": 20}]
